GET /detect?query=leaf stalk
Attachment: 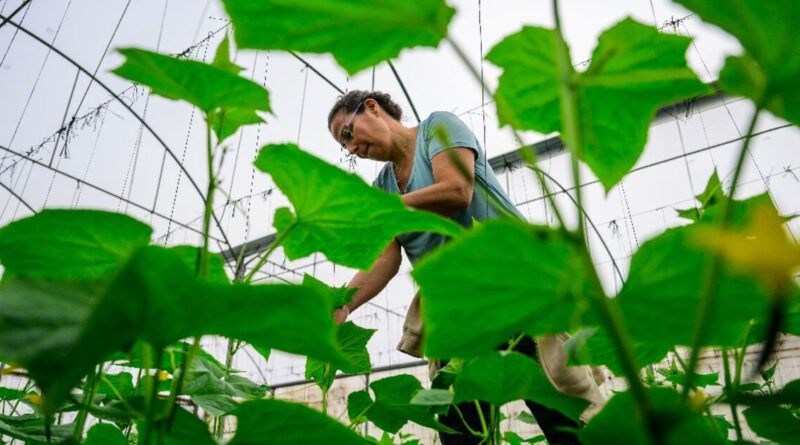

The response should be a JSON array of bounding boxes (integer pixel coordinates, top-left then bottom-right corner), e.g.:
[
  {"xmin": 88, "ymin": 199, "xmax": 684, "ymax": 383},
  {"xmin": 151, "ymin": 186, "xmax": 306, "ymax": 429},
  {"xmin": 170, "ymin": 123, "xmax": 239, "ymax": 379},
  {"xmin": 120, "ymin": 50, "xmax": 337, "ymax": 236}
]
[
  {"xmin": 551, "ymin": 1, "xmax": 659, "ymax": 443},
  {"xmin": 682, "ymin": 107, "xmax": 762, "ymax": 396}
]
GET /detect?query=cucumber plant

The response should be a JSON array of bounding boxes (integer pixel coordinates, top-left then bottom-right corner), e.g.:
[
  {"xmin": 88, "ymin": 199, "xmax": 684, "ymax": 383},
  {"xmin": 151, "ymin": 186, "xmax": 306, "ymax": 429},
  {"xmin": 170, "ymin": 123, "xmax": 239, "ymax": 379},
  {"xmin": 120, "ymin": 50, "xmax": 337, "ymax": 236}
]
[{"xmin": 0, "ymin": 0, "xmax": 798, "ymax": 444}]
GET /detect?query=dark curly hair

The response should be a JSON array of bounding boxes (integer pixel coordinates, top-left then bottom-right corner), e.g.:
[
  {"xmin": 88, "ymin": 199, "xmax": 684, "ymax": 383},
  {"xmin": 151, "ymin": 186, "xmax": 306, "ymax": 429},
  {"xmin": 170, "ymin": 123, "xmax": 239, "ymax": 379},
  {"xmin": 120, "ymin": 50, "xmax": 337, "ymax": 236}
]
[{"xmin": 327, "ymin": 90, "xmax": 403, "ymax": 129}]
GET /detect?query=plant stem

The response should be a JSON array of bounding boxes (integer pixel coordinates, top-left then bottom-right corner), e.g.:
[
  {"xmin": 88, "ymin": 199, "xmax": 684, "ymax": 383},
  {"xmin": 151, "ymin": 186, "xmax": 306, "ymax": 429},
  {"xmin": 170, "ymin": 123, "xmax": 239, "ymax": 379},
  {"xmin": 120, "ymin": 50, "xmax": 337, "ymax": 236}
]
[
  {"xmin": 346, "ymin": 405, "xmax": 372, "ymax": 430},
  {"xmin": 550, "ymin": 0, "xmax": 657, "ymax": 442},
  {"xmin": 215, "ymin": 338, "xmax": 239, "ymax": 438},
  {"xmin": 164, "ymin": 337, "xmax": 201, "ymax": 427},
  {"xmin": 703, "ymin": 406, "xmax": 725, "ymax": 439},
  {"xmin": 671, "ymin": 348, "xmax": 687, "ymax": 371},
  {"xmin": 506, "ymin": 334, "xmax": 525, "ymax": 352},
  {"xmin": 721, "ymin": 348, "xmax": 743, "ymax": 441},
  {"xmin": 100, "ymin": 374, "xmax": 139, "ymax": 416},
  {"xmin": 490, "ymin": 404, "xmax": 500, "ymax": 445},
  {"xmin": 733, "ymin": 322, "xmax": 754, "ymax": 390},
  {"xmin": 682, "ymin": 108, "xmax": 762, "ymax": 397},
  {"xmin": 474, "ymin": 400, "xmax": 489, "ymax": 442},
  {"xmin": 166, "ymin": 119, "xmax": 220, "ymax": 429},
  {"xmin": 582, "ymin": 250, "xmax": 659, "ymax": 444},
  {"xmin": 197, "ymin": 122, "xmax": 218, "ymax": 277},
  {"xmin": 451, "ymin": 404, "xmax": 485, "ymax": 438},
  {"xmin": 142, "ymin": 345, "xmax": 163, "ymax": 445},
  {"xmin": 73, "ymin": 364, "xmax": 102, "ymax": 441},
  {"xmin": 321, "ymin": 363, "xmax": 332, "ymax": 415},
  {"xmin": 243, "ymin": 225, "xmax": 294, "ymax": 283},
  {"xmin": 551, "ymin": 2, "xmax": 584, "ymax": 240}
]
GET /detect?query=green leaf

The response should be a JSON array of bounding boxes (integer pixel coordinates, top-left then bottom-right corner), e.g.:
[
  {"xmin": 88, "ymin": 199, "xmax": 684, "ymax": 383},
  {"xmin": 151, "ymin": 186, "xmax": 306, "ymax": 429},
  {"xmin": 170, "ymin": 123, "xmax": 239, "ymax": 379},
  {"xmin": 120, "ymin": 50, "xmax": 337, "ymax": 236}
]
[
  {"xmin": 123, "ymin": 341, "xmax": 227, "ymax": 374},
  {"xmin": 83, "ymin": 243, "xmax": 346, "ymax": 371},
  {"xmin": 306, "ymin": 321, "xmax": 376, "ymax": 391},
  {"xmin": 345, "ymin": 374, "xmax": 454, "ymax": 434},
  {"xmin": 729, "ymin": 379, "xmax": 800, "ymax": 407},
  {"xmin": 112, "ymin": 47, "xmax": 269, "ymax": 142},
  {"xmin": 0, "ymin": 209, "xmax": 151, "ymax": 281},
  {"xmin": 347, "ymin": 390, "xmax": 373, "ymax": 425},
  {"xmin": 708, "ymin": 415, "xmax": 734, "ymax": 433},
  {"xmin": 676, "ymin": 171, "xmax": 777, "ymax": 227},
  {"xmin": 255, "ymin": 144, "xmax": 462, "ymax": 269},
  {"xmin": 578, "ymin": 388, "xmax": 724, "ymax": 445},
  {"xmin": 207, "ymin": 108, "xmax": 264, "ymax": 143},
  {"xmin": 676, "ymin": 171, "xmax": 725, "ymax": 222},
  {"xmin": 743, "ymin": 405, "xmax": 800, "ymax": 444},
  {"xmin": 760, "ymin": 361, "xmax": 778, "ymax": 383},
  {"xmin": 0, "ymin": 386, "xmax": 34, "ymax": 401},
  {"xmin": 412, "ymin": 219, "xmax": 591, "ymax": 358},
  {"xmin": 96, "ymin": 372, "xmax": 135, "ymax": 401},
  {"xmin": 84, "ymin": 423, "xmax": 127, "ymax": 445},
  {"xmin": 136, "ymin": 405, "xmax": 216, "ymax": 445},
  {"xmin": 431, "ymin": 358, "xmax": 464, "ymax": 390},
  {"xmin": 503, "ymin": 432, "xmax": 546, "ymax": 445},
  {"xmin": 180, "ymin": 354, "xmax": 266, "ymax": 415},
  {"xmin": 674, "ymin": 0, "xmax": 800, "ymax": 126},
  {"xmin": 486, "ymin": 18, "xmax": 710, "ymax": 190},
  {"xmin": 738, "ymin": 383, "xmax": 762, "ymax": 392},
  {"xmin": 303, "ymin": 274, "xmax": 356, "ymax": 309},
  {"xmin": 453, "ymin": 352, "xmax": 589, "ymax": 421},
  {"xmin": 0, "ymin": 415, "xmax": 74, "ymax": 444},
  {"xmin": 191, "ymin": 394, "xmax": 238, "ymax": 417},
  {"xmin": 0, "ymin": 245, "xmax": 345, "ymax": 413},
  {"xmin": 580, "ymin": 224, "xmax": 771, "ymax": 374},
  {"xmin": 113, "ymin": 48, "xmax": 269, "ymax": 114},
  {"xmin": 409, "ymin": 389, "xmax": 454, "ymax": 406},
  {"xmin": 663, "ymin": 371, "xmax": 719, "ymax": 388},
  {"xmin": 212, "ymin": 34, "xmax": 244, "ymax": 75},
  {"xmin": 231, "ymin": 399, "xmax": 368, "ymax": 445},
  {"xmin": 221, "ymin": 0, "xmax": 455, "ymax": 75},
  {"xmin": 516, "ymin": 411, "xmax": 538, "ymax": 426},
  {"xmin": 169, "ymin": 246, "xmax": 229, "ymax": 284}
]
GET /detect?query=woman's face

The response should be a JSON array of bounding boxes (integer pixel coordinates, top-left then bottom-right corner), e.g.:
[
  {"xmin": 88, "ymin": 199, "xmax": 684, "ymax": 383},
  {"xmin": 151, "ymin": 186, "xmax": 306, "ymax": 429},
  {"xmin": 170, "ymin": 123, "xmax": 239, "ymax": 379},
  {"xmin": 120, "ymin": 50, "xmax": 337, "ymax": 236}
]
[{"xmin": 329, "ymin": 100, "xmax": 393, "ymax": 161}]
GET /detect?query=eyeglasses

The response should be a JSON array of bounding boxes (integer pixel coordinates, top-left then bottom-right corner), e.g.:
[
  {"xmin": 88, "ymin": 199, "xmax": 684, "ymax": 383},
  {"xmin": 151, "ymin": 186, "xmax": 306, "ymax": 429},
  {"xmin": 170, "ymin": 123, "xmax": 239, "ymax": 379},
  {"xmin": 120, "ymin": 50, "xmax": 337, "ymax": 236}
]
[{"xmin": 339, "ymin": 102, "xmax": 364, "ymax": 149}]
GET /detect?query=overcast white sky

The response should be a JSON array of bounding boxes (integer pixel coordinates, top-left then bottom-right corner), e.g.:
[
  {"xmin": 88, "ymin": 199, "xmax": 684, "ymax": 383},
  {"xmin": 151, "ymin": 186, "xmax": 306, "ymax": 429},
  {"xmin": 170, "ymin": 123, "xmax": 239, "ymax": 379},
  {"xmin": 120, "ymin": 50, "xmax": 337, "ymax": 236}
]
[{"xmin": 1, "ymin": 0, "xmax": 798, "ymax": 385}]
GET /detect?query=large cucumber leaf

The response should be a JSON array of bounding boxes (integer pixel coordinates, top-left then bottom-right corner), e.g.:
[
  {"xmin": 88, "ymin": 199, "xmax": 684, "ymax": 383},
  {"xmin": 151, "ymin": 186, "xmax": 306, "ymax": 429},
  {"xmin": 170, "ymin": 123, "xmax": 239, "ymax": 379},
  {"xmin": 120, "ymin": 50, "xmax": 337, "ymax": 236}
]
[
  {"xmin": 231, "ymin": 399, "xmax": 369, "ymax": 445},
  {"xmin": 674, "ymin": 0, "xmax": 800, "ymax": 126},
  {"xmin": 486, "ymin": 18, "xmax": 710, "ymax": 190},
  {"xmin": 221, "ymin": 0, "xmax": 454, "ymax": 75},
  {"xmin": 112, "ymin": 42, "xmax": 270, "ymax": 143},
  {"xmin": 255, "ymin": 144, "xmax": 462, "ymax": 270},
  {"xmin": 412, "ymin": 218, "xmax": 593, "ymax": 358},
  {"xmin": 0, "ymin": 211, "xmax": 347, "ymax": 413},
  {"xmin": 579, "ymin": 388, "xmax": 724, "ymax": 445},
  {"xmin": 347, "ymin": 374, "xmax": 454, "ymax": 434},
  {"xmin": 453, "ymin": 352, "xmax": 589, "ymax": 421},
  {"xmin": 306, "ymin": 321, "xmax": 376, "ymax": 393}
]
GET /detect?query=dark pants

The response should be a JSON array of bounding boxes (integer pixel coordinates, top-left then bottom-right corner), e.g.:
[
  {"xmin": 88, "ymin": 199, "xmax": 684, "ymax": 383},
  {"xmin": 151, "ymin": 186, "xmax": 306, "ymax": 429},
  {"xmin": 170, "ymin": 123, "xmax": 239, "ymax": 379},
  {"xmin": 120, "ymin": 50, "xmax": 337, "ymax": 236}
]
[{"xmin": 438, "ymin": 337, "xmax": 582, "ymax": 445}]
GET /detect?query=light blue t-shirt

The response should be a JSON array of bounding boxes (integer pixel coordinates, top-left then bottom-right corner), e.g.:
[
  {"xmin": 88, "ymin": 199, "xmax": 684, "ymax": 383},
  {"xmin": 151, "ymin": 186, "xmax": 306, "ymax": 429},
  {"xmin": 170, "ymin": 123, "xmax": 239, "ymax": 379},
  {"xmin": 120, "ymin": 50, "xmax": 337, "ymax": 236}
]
[{"xmin": 373, "ymin": 111, "xmax": 523, "ymax": 263}]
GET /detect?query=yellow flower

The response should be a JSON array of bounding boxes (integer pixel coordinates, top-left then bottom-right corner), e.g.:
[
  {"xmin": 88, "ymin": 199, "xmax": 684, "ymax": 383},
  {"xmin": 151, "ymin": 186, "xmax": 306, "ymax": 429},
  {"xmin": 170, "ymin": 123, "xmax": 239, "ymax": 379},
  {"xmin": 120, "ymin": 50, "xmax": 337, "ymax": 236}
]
[
  {"xmin": 695, "ymin": 203, "xmax": 800, "ymax": 294},
  {"xmin": 688, "ymin": 388, "xmax": 708, "ymax": 410},
  {"xmin": 25, "ymin": 394, "xmax": 43, "ymax": 406}
]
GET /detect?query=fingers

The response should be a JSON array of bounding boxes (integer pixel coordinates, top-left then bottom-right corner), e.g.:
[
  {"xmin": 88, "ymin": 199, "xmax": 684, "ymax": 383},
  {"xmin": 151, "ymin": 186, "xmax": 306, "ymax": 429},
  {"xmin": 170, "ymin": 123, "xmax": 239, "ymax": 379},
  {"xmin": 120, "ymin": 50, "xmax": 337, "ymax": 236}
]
[{"xmin": 333, "ymin": 306, "xmax": 350, "ymax": 324}]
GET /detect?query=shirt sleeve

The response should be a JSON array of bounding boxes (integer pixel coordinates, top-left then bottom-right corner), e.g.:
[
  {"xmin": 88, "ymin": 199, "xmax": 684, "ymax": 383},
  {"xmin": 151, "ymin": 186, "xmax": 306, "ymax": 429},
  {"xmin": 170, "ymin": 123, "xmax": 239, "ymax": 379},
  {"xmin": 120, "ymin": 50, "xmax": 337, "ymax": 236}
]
[{"xmin": 424, "ymin": 111, "xmax": 481, "ymax": 161}]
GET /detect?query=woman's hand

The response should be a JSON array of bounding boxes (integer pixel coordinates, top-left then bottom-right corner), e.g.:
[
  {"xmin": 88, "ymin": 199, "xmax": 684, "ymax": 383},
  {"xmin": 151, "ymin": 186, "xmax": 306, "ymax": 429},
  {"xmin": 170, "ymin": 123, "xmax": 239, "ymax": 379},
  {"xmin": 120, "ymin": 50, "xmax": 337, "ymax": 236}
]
[{"xmin": 333, "ymin": 305, "xmax": 350, "ymax": 324}]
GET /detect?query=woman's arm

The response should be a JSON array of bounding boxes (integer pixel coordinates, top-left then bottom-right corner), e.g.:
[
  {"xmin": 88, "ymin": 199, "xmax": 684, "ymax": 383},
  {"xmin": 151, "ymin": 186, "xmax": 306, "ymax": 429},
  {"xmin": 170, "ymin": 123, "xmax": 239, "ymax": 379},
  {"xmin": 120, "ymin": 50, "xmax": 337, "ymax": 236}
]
[
  {"xmin": 401, "ymin": 147, "xmax": 475, "ymax": 215},
  {"xmin": 335, "ymin": 239, "xmax": 402, "ymax": 323}
]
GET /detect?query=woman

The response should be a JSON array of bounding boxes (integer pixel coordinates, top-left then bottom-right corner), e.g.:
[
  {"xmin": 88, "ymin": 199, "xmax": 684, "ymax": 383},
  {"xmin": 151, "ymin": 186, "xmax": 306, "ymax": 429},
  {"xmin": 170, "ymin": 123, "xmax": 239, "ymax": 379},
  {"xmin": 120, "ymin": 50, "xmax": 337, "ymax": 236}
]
[{"xmin": 327, "ymin": 90, "xmax": 598, "ymax": 444}]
